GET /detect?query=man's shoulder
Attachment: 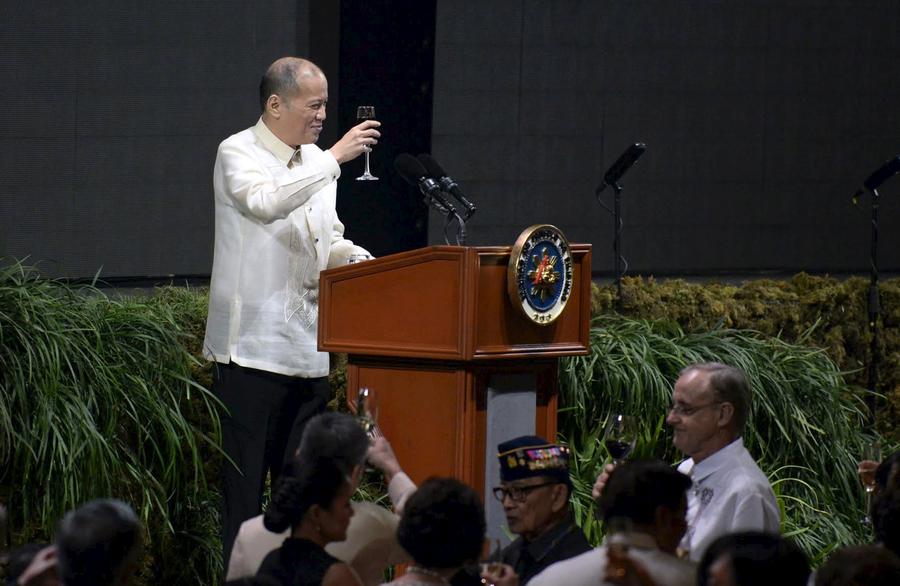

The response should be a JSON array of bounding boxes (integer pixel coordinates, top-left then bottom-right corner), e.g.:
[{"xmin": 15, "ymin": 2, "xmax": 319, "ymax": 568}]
[
  {"xmin": 528, "ymin": 547, "xmax": 603, "ymax": 585},
  {"xmin": 632, "ymin": 549, "xmax": 696, "ymax": 586},
  {"xmin": 219, "ymin": 126, "xmax": 257, "ymax": 150}
]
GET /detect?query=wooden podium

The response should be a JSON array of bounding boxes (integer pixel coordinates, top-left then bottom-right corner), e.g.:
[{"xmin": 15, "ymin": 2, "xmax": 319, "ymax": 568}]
[{"xmin": 318, "ymin": 244, "xmax": 591, "ymax": 510}]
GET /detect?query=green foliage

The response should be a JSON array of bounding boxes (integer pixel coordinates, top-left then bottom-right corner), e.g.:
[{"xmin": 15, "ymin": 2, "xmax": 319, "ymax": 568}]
[
  {"xmin": 0, "ymin": 263, "xmax": 224, "ymax": 584},
  {"xmin": 560, "ymin": 313, "xmax": 888, "ymax": 564}
]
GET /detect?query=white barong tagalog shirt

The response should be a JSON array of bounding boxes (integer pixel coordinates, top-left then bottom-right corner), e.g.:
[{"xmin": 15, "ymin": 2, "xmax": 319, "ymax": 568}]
[{"xmin": 204, "ymin": 118, "xmax": 369, "ymax": 377}]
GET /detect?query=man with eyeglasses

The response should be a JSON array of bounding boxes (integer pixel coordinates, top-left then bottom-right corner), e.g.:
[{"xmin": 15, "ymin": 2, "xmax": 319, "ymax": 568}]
[
  {"xmin": 593, "ymin": 362, "xmax": 779, "ymax": 562},
  {"xmin": 486, "ymin": 435, "xmax": 591, "ymax": 584}
]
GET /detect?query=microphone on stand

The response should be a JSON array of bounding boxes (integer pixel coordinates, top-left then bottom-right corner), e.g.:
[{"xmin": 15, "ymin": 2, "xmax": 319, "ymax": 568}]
[
  {"xmin": 394, "ymin": 154, "xmax": 458, "ymax": 215},
  {"xmin": 852, "ymin": 155, "xmax": 900, "ymax": 203},
  {"xmin": 417, "ymin": 154, "xmax": 476, "ymax": 219},
  {"xmin": 597, "ymin": 143, "xmax": 647, "ymax": 194}
]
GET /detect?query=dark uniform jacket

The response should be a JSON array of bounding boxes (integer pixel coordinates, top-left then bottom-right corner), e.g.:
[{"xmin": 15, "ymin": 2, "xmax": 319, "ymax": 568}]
[{"xmin": 498, "ymin": 513, "xmax": 592, "ymax": 584}]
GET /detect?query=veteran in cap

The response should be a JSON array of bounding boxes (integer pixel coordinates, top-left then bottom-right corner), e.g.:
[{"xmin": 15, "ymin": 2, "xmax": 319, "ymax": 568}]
[{"xmin": 488, "ymin": 435, "xmax": 591, "ymax": 584}]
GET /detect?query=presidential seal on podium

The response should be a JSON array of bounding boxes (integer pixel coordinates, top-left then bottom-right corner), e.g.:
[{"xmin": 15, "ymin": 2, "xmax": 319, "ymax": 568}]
[{"xmin": 507, "ymin": 224, "xmax": 574, "ymax": 325}]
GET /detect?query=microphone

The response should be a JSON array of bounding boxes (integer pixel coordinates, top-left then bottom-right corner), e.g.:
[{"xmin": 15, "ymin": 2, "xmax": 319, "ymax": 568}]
[
  {"xmin": 417, "ymin": 154, "xmax": 476, "ymax": 219},
  {"xmin": 852, "ymin": 155, "xmax": 900, "ymax": 204},
  {"xmin": 597, "ymin": 143, "xmax": 647, "ymax": 193},
  {"xmin": 394, "ymin": 154, "xmax": 457, "ymax": 214},
  {"xmin": 863, "ymin": 155, "xmax": 900, "ymax": 192}
]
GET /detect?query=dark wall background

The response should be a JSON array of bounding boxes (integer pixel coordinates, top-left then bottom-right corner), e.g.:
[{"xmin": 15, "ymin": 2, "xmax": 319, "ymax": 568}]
[
  {"xmin": 430, "ymin": 0, "xmax": 900, "ymax": 275},
  {"xmin": 1, "ymin": 0, "xmax": 898, "ymax": 279}
]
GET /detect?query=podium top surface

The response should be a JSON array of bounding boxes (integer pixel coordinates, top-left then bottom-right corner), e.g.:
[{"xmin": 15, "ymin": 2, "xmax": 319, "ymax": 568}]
[{"xmin": 318, "ymin": 244, "xmax": 591, "ymax": 361}]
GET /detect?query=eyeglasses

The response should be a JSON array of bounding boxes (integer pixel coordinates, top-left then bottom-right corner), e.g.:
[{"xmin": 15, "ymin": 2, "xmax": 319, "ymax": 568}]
[
  {"xmin": 668, "ymin": 401, "xmax": 722, "ymax": 417},
  {"xmin": 492, "ymin": 481, "xmax": 558, "ymax": 503}
]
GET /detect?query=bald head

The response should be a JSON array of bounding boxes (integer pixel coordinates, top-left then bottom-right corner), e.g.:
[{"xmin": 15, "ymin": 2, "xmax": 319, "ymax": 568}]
[{"xmin": 259, "ymin": 57, "xmax": 324, "ymax": 113}]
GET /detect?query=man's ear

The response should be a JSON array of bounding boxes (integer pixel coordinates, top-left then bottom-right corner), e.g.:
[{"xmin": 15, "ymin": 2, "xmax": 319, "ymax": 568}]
[
  {"xmin": 550, "ymin": 483, "xmax": 569, "ymax": 513},
  {"xmin": 717, "ymin": 401, "xmax": 734, "ymax": 428},
  {"xmin": 266, "ymin": 94, "xmax": 282, "ymax": 118}
]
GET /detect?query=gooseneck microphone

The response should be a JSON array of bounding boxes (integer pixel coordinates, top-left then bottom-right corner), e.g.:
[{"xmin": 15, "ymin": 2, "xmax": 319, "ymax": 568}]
[
  {"xmin": 417, "ymin": 154, "xmax": 476, "ymax": 219},
  {"xmin": 394, "ymin": 154, "xmax": 457, "ymax": 215},
  {"xmin": 597, "ymin": 143, "xmax": 647, "ymax": 194}
]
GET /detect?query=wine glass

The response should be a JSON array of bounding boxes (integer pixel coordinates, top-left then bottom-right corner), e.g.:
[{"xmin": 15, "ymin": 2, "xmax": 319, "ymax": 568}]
[
  {"xmin": 355, "ymin": 106, "xmax": 378, "ymax": 181},
  {"xmin": 355, "ymin": 387, "xmax": 381, "ymax": 439},
  {"xmin": 604, "ymin": 414, "xmax": 637, "ymax": 465},
  {"xmin": 859, "ymin": 440, "xmax": 881, "ymax": 526}
]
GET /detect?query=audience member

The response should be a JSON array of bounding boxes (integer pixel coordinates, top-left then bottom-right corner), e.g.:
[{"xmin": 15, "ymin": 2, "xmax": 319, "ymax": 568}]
[
  {"xmin": 382, "ymin": 477, "xmax": 485, "ymax": 586},
  {"xmin": 257, "ymin": 457, "xmax": 361, "ymax": 586},
  {"xmin": 814, "ymin": 545, "xmax": 900, "ymax": 586},
  {"xmin": 873, "ymin": 477, "xmax": 900, "ymax": 556},
  {"xmin": 4, "ymin": 543, "xmax": 53, "ymax": 586},
  {"xmin": 594, "ymin": 363, "xmax": 779, "ymax": 561},
  {"xmin": 55, "ymin": 499, "xmax": 142, "ymax": 586},
  {"xmin": 530, "ymin": 460, "xmax": 695, "ymax": 586},
  {"xmin": 696, "ymin": 531, "xmax": 809, "ymax": 586},
  {"xmin": 228, "ymin": 413, "xmax": 415, "ymax": 584},
  {"xmin": 489, "ymin": 436, "xmax": 591, "ymax": 584}
]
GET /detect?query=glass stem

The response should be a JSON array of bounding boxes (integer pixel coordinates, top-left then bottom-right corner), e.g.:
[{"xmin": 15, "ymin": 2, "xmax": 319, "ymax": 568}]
[{"xmin": 364, "ymin": 151, "xmax": 371, "ymax": 175}]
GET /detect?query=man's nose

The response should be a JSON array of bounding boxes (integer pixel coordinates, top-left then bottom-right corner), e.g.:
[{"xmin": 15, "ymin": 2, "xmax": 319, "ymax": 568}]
[
  {"xmin": 317, "ymin": 105, "xmax": 326, "ymax": 120},
  {"xmin": 666, "ymin": 410, "xmax": 678, "ymax": 426}
]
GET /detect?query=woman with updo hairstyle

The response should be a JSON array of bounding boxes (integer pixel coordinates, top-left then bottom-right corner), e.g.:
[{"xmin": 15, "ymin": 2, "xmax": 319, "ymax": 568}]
[
  {"xmin": 382, "ymin": 477, "xmax": 486, "ymax": 585},
  {"xmin": 257, "ymin": 456, "xmax": 362, "ymax": 586}
]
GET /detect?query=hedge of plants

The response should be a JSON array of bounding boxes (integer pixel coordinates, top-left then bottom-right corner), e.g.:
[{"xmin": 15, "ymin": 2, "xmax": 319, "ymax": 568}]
[{"xmin": 1, "ymin": 263, "xmax": 897, "ymax": 583}]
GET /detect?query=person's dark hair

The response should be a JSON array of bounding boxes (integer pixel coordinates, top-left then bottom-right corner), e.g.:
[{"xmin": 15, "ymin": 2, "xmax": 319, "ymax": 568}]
[
  {"xmin": 225, "ymin": 576, "xmax": 282, "ymax": 586},
  {"xmin": 875, "ymin": 450, "xmax": 899, "ymax": 491},
  {"xmin": 598, "ymin": 459, "xmax": 691, "ymax": 525},
  {"xmin": 3, "ymin": 542, "xmax": 48, "ymax": 585},
  {"xmin": 55, "ymin": 499, "xmax": 142, "ymax": 586},
  {"xmin": 682, "ymin": 362, "xmax": 751, "ymax": 433},
  {"xmin": 297, "ymin": 412, "xmax": 369, "ymax": 477},
  {"xmin": 874, "ymin": 483, "xmax": 900, "ymax": 556},
  {"xmin": 815, "ymin": 545, "xmax": 900, "ymax": 586},
  {"xmin": 397, "ymin": 477, "xmax": 485, "ymax": 570},
  {"xmin": 698, "ymin": 531, "xmax": 809, "ymax": 586},
  {"xmin": 259, "ymin": 59, "xmax": 300, "ymax": 113},
  {"xmin": 264, "ymin": 456, "xmax": 348, "ymax": 533}
]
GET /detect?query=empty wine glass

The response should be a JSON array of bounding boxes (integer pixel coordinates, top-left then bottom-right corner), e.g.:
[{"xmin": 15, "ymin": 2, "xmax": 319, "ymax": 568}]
[
  {"xmin": 605, "ymin": 414, "xmax": 637, "ymax": 465},
  {"xmin": 355, "ymin": 106, "xmax": 378, "ymax": 181},
  {"xmin": 355, "ymin": 387, "xmax": 381, "ymax": 439}
]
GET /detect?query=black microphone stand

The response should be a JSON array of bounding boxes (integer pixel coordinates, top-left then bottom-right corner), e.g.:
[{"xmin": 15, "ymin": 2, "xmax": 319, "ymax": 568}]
[
  {"xmin": 865, "ymin": 187, "xmax": 880, "ymax": 426},
  {"xmin": 612, "ymin": 181, "xmax": 624, "ymax": 301}
]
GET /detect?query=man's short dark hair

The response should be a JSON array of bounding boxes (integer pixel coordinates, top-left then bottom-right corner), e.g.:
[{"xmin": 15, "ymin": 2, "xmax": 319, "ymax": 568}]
[
  {"xmin": 397, "ymin": 477, "xmax": 485, "ymax": 569},
  {"xmin": 698, "ymin": 531, "xmax": 809, "ymax": 586},
  {"xmin": 682, "ymin": 362, "xmax": 752, "ymax": 433},
  {"xmin": 815, "ymin": 545, "xmax": 900, "ymax": 586},
  {"xmin": 598, "ymin": 460, "xmax": 691, "ymax": 525},
  {"xmin": 259, "ymin": 59, "xmax": 300, "ymax": 113},
  {"xmin": 297, "ymin": 412, "xmax": 369, "ymax": 477},
  {"xmin": 56, "ymin": 499, "xmax": 142, "ymax": 586},
  {"xmin": 874, "ymin": 483, "xmax": 900, "ymax": 556}
]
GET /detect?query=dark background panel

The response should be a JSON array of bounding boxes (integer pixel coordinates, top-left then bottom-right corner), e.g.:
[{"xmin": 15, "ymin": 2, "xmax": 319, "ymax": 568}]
[
  {"xmin": 431, "ymin": 0, "xmax": 900, "ymax": 275},
  {"xmin": 1, "ymin": 0, "xmax": 898, "ymax": 280}
]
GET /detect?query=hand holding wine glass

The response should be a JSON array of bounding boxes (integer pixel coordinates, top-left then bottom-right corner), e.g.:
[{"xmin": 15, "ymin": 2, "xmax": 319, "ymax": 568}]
[{"xmin": 605, "ymin": 414, "xmax": 637, "ymax": 466}]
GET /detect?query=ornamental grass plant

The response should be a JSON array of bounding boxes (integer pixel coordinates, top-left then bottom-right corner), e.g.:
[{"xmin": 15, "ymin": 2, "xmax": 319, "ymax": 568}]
[
  {"xmin": 560, "ymin": 313, "xmax": 883, "ymax": 564},
  {"xmin": 0, "ymin": 262, "xmax": 224, "ymax": 584}
]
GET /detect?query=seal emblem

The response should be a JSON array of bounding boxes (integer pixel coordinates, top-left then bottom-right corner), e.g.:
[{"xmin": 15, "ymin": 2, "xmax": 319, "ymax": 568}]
[{"xmin": 507, "ymin": 224, "xmax": 574, "ymax": 325}]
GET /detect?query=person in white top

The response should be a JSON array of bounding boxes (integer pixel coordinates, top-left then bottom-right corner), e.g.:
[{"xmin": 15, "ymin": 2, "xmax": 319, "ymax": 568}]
[
  {"xmin": 528, "ymin": 460, "xmax": 695, "ymax": 586},
  {"xmin": 593, "ymin": 362, "xmax": 780, "ymax": 562},
  {"xmin": 203, "ymin": 56, "xmax": 380, "ymax": 566},
  {"xmin": 227, "ymin": 415, "xmax": 417, "ymax": 586}
]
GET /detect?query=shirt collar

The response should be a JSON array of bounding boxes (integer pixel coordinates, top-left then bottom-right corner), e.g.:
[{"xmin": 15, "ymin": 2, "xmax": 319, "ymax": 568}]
[
  {"xmin": 524, "ymin": 512, "xmax": 581, "ymax": 561},
  {"xmin": 253, "ymin": 117, "xmax": 301, "ymax": 167},
  {"xmin": 685, "ymin": 437, "xmax": 745, "ymax": 483},
  {"xmin": 602, "ymin": 531, "xmax": 659, "ymax": 551}
]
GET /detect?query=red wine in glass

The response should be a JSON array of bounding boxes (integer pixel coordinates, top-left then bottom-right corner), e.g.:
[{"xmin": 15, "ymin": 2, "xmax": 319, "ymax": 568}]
[
  {"xmin": 605, "ymin": 414, "xmax": 637, "ymax": 465},
  {"xmin": 356, "ymin": 105, "xmax": 378, "ymax": 181}
]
